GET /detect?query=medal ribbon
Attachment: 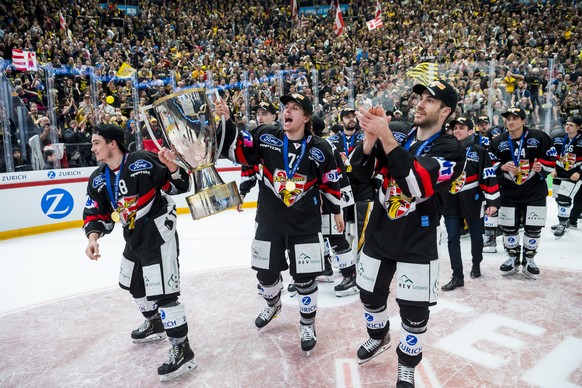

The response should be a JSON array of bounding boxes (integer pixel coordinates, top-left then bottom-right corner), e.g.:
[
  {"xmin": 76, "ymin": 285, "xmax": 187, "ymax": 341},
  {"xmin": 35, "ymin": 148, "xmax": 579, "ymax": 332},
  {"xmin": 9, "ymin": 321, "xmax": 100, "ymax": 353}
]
[
  {"xmin": 283, "ymin": 135, "xmax": 307, "ymax": 181},
  {"xmin": 105, "ymin": 155, "xmax": 126, "ymax": 213},
  {"xmin": 404, "ymin": 129, "xmax": 443, "ymax": 156},
  {"xmin": 507, "ymin": 130, "xmax": 528, "ymax": 166},
  {"xmin": 341, "ymin": 131, "xmax": 357, "ymax": 154}
]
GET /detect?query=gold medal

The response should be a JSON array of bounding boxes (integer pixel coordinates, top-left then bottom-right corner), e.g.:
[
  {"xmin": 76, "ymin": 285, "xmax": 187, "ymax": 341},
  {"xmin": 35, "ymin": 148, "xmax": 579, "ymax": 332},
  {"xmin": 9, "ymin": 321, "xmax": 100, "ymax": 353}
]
[
  {"xmin": 285, "ymin": 180, "xmax": 296, "ymax": 191},
  {"xmin": 111, "ymin": 211, "xmax": 120, "ymax": 222}
]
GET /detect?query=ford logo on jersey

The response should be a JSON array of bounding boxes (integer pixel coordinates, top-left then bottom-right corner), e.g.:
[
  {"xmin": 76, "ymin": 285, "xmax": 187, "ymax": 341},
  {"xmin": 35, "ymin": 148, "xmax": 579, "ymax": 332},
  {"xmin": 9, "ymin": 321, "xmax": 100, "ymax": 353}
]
[
  {"xmin": 129, "ymin": 159, "xmax": 153, "ymax": 171},
  {"xmin": 260, "ymin": 134, "xmax": 283, "ymax": 147},
  {"xmin": 41, "ymin": 188, "xmax": 74, "ymax": 219},
  {"xmin": 46, "ymin": 171, "xmax": 56, "ymax": 179},
  {"xmin": 310, "ymin": 147, "xmax": 325, "ymax": 162},
  {"xmin": 527, "ymin": 138, "xmax": 540, "ymax": 147},
  {"xmin": 92, "ymin": 174, "xmax": 106, "ymax": 188},
  {"xmin": 328, "ymin": 134, "xmax": 340, "ymax": 141}
]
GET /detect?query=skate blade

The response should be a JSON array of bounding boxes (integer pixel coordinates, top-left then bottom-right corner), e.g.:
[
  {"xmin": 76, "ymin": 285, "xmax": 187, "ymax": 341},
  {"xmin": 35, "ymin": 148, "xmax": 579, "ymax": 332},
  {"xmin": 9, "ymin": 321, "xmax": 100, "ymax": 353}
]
[
  {"xmin": 482, "ymin": 247, "xmax": 497, "ymax": 253},
  {"xmin": 500, "ymin": 267, "xmax": 520, "ymax": 276},
  {"xmin": 335, "ymin": 287, "xmax": 360, "ymax": 297},
  {"xmin": 132, "ymin": 333, "xmax": 167, "ymax": 343},
  {"xmin": 357, "ymin": 343, "xmax": 392, "ymax": 365},
  {"xmin": 522, "ymin": 270, "xmax": 538, "ymax": 280},
  {"xmin": 159, "ymin": 360, "xmax": 198, "ymax": 382},
  {"xmin": 288, "ymin": 291, "xmax": 297, "ymax": 298},
  {"xmin": 316, "ymin": 276, "xmax": 334, "ymax": 283}
]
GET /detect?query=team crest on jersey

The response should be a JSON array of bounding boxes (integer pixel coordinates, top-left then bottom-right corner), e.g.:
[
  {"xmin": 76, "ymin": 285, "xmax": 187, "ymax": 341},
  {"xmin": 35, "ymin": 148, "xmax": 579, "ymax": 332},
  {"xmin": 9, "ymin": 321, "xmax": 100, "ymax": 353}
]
[
  {"xmin": 467, "ymin": 151, "xmax": 478, "ymax": 162},
  {"xmin": 116, "ymin": 195, "xmax": 139, "ymax": 228},
  {"xmin": 384, "ymin": 178, "xmax": 412, "ymax": 220},
  {"xmin": 356, "ymin": 133, "xmax": 365, "ymax": 141},
  {"xmin": 92, "ymin": 174, "xmax": 105, "ymax": 188},
  {"xmin": 515, "ymin": 159, "xmax": 530, "ymax": 185},
  {"xmin": 309, "ymin": 147, "xmax": 325, "ymax": 163},
  {"xmin": 526, "ymin": 138, "xmax": 540, "ymax": 147},
  {"xmin": 450, "ymin": 171, "xmax": 466, "ymax": 194},
  {"xmin": 260, "ymin": 134, "xmax": 283, "ymax": 147},
  {"xmin": 128, "ymin": 160, "xmax": 153, "ymax": 171},
  {"xmin": 273, "ymin": 169, "xmax": 306, "ymax": 207},
  {"xmin": 561, "ymin": 153, "xmax": 576, "ymax": 170},
  {"xmin": 241, "ymin": 130, "xmax": 253, "ymax": 147}
]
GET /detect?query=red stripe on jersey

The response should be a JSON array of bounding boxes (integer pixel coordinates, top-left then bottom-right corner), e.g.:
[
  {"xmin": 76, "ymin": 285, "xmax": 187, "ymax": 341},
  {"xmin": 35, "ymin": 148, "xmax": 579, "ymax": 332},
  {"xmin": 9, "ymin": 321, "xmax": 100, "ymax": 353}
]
[
  {"xmin": 83, "ymin": 213, "xmax": 111, "ymax": 225},
  {"xmin": 481, "ymin": 183, "xmax": 500, "ymax": 194},
  {"xmin": 538, "ymin": 157, "xmax": 555, "ymax": 167},
  {"xmin": 137, "ymin": 187, "xmax": 157, "ymax": 208},
  {"xmin": 235, "ymin": 138, "xmax": 250, "ymax": 165},
  {"xmin": 414, "ymin": 160, "xmax": 434, "ymax": 197},
  {"xmin": 465, "ymin": 174, "xmax": 479, "ymax": 183}
]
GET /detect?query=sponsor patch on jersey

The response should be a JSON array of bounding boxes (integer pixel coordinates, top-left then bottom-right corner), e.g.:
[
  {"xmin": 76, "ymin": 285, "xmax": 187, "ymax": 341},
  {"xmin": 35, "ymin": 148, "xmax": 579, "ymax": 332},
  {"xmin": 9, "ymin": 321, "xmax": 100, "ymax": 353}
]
[
  {"xmin": 84, "ymin": 195, "xmax": 98, "ymax": 209},
  {"xmin": 526, "ymin": 138, "xmax": 540, "ymax": 147},
  {"xmin": 241, "ymin": 130, "xmax": 253, "ymax": 147},
  {"xmin": 467, "ymin": 151, "xmax": 479, "ymax": 162},
  {"xmin": 309, "ymin": 147, "xmax": 325, "ymax": 162},
  {"xmin": 328, "ymin": 134, "xmax": 340, "ymax": 141},
  {"xmin": 498, "ymin": 141, "xmax": 510, "ymax": 152},
  {"xmin": 435, "ymin": 157, "xmax": 456, "ymax": 182},
  {"xmin": 357, "ymin": 133, "xmax": 365, "ymax": 141},
  {"xmin": 393, "ymin": 131, "xmax": 408, "ymax": 144},
  {"xmin": 260, "ymin": 133, "xmax": 283, "ymax": 147},
  {"xmin": 92, "ymin": 174, "xmax": 105, "ymax": 188},
  {"xmin": 128, "ymin": 159, "xmax": 153, "ymax": 172},
  {"xmin": 546, "ymin": 147, "xmax": 557, "ymax": 157},
  {"xmin": 483, "ymin": 167, "xmax": 496, "ymax": 179},
  {"xmin": 577, "ymin": 140, "xmax": 582, "ymax": 146}
]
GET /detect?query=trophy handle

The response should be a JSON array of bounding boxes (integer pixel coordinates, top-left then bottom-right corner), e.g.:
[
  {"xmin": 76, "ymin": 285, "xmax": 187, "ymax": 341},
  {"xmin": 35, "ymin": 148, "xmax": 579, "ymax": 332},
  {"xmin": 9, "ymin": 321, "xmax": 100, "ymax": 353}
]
[{"xmin": 139, "ymin": 104, "xmax": 191, "ymax": 170}]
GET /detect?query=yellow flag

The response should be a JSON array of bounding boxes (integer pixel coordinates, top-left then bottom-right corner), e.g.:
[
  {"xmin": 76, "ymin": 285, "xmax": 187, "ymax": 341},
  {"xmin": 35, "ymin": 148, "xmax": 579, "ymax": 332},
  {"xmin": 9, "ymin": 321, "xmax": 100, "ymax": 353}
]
[
  {"xmin": 116, "ymin": 62, "xmax": 137, "ymax": 79},
  {"xmin": 406, "ymin": 62, "xmax": 439, "ymax": 86}
]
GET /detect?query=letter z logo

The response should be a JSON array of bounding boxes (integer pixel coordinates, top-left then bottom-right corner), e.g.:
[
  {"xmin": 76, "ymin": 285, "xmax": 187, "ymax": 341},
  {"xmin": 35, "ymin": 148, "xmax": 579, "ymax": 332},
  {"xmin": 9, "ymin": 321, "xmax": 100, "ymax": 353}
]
[{"xmin": 41, "ymin": 188, "xmax": 74, "ymax": 219}]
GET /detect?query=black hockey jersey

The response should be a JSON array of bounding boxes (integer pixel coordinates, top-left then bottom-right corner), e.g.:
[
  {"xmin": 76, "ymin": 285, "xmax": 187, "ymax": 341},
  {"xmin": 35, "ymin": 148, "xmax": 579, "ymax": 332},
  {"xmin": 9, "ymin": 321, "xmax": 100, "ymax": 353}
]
[
  {"xmin": 491, "ymin": 127, "xmax": 555, "ymax": 202},
  {"xmin": 351, "ymin": 128, "xmax": 465, "ymax": 262},
  {"xmin": 327, "ymin": 130, "xmax": 376, "ymax": 202},
  {"xmin": 224, "ymin": 122, "xmax": 342, "ymax": 235},
  {"xmin": 83, "ymin": 150, "xmax": 190, "ymax": 248},
  {"xmin": 551, "ymin": 132, "xmax": 582, "ymax": 179},
  {"xmin": 444, "ymin": 139, "xmax": 500, "ymax": 219}
]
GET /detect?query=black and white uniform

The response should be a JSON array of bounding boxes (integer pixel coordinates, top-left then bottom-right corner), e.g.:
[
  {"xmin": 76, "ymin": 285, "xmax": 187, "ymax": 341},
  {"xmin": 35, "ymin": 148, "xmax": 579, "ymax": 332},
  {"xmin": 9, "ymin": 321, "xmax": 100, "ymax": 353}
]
[
  {"xmin": 551, "ymin": 132, "xmax": 582, "ymax": 224},
  {"xmin": 224, "ymin": 121, "xmax": 342, "ymax": 323},
  {"xmin": 490, "ymin": 127, "xmax": 555, "ymax": 257},
  {"xmin": 83, "ymin": 150, "xmax": 191, "ymax": 341},
  {"xmin": 350, "ymin": 127, "xmax": 465, "ymax": 368}
]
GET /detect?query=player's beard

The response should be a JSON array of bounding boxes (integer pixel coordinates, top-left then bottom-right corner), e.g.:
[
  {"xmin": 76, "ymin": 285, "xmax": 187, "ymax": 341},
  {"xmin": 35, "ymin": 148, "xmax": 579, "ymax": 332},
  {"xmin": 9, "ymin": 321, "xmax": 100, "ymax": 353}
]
[{"xmin": 414, "ymin": 109, "xmax": 440, "ymax": 128}]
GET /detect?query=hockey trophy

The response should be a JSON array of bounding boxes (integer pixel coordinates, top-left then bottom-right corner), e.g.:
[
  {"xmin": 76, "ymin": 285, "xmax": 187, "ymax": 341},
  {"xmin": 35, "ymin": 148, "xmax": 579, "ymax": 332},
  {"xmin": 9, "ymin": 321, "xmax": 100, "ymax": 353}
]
[{"xmin": 143, "ymin": 87, "xmax": 241, "ymax": 220}]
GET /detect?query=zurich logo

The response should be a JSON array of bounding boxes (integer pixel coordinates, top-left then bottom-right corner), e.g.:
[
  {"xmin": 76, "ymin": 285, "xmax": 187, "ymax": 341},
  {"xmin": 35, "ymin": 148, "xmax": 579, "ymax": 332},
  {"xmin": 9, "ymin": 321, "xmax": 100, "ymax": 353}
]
[
  {"xmin": 310, "ymin": 147, "xmax": 325, "ymax": 162},
  {"xmin": 508, "ymin": 237, "xmax": 516, "ymax": 243},
  {"xmin": 41, "ymin": 188, "xmax": 74, "ymax": 219},
  {"xmin": 301, "ymin": 296, "xmax": 311, "ymax": 305},
  {"xmin": 92, "ymin": 174, "xmax": 106, "ymax": 188},
  {"xmin": 129, "ymin": 159, "xmax": 153, "ymax": 171},
  {"xmin": 529, "ymin": 239, "xmax": 536, "ymax": 244},
  {"xmin": 365, "ymin": 312, "xmax": 373, "ymax": 322},
  {"xmin": 160, "ymin": 309, "xmax": 166, "ymax": 320},
  {"xmin": 260, "ymin": 134, "xmax": 283, "ymax": 147},
  {"xmin": 405, "ymin": 335, "xmax": 417, "ymax": 346},
  {"xmin": 46, "ymin": 171, "xmax": 56, "ymax": 179}
]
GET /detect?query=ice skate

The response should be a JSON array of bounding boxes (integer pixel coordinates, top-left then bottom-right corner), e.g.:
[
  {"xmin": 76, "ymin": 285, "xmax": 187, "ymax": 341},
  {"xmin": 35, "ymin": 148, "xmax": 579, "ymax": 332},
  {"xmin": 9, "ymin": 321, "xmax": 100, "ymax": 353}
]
[
  {"xmin": 287, "ymin": 283, "xmax": 297, "ymax": 297},
  {"xmin": 158, "ymin": 340, "xmax": 197, "ymax": 382},
  {"xmin": 334, "ymin": 273, "xmax": 359, "ymax": 297},
  {"xmin": 300, "ymin": 323, "xmax": 317, "ymax": 356},
  {"xmin": 131, "ymin": 318, "xmax": 166, "ymax": 343},
  {"xmin": 356, "ymin": 333, "xmax": 391, "ymax": 364},
  {"xmin": 316, "ymin": 263, "xmax": 334, "ymax": 283},
  {"xmin": 396, "ymin": 362, "xmax": 415, "ymax": 388},
  {"xmin": 500, "ymin": 248, "xmax": 521, "ymax": 276},
  {"xmin": 522, "ymin": 258, "xmax": 539, "ymax": 280},
  {"xmin": 255, "ymin": 301, "xmax": 282, "ymax": 329},
  {"xmin": 554, "ymin": 224, "xmax": 567, "ymax": 239},
  {"xmin": 482, "ymin": 235, "xmax": 497, "ymax": 253}
]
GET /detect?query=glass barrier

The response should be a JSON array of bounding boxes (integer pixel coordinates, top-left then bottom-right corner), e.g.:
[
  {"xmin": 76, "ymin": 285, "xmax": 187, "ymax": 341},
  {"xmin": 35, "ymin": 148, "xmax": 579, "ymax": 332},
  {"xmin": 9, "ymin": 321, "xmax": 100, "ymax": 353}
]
[{"xmin": 0, "ymin": 58, "xmax": 568, "ymax": 173}]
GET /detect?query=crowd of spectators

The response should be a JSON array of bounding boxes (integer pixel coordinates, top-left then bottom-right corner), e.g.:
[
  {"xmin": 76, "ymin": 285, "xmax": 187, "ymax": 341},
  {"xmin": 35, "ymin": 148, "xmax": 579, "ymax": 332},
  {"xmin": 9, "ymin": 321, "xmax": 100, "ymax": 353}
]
[{"xmin": 0, "ymin": 0, "xmax": 581, "ymax": 172}]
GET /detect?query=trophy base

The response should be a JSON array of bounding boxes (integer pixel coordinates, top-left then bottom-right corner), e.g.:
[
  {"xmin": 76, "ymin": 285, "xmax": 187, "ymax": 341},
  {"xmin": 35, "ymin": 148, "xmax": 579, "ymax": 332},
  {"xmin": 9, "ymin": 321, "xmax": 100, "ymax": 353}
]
[{"xmin": 185, "ymin": 181, "xmax": 242, "ymax": 220}]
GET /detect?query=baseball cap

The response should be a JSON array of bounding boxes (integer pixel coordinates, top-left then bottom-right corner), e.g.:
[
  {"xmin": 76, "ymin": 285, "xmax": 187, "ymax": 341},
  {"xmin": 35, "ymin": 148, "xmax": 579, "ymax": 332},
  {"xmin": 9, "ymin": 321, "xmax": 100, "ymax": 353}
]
[
  {"xmin": 394, "ymin": 110, "xmax": 403, "ymax": 115},
  {"xmin": 449, "ymin": 116, "xmax": 474, "ymax": 130},
  {"xmin": 96, "ymin": 124, "xmax": 128, "ymax": 153},
  {"xmin": 280, "ymin": 93, "xmax": 313, "ymax": 115},
  {"xmin": 412, "ymin": 79, "xmax": 459, "ymax": 111},
  {"xmin": 501, "ymin": 107, "xmax": 527, "ymax": 119},
  {"xmin": 253, "ymin": 101, "xmax": 278, "ymax": 115},
  {"xmin": 339, "ymin": 106, "xmax": 356, "ymax": 120},
  {"xmin": 477, "ymin": 115, "xmax": 490, "ymax": 123},
  {"xmin": 566, "ymin": 116, "xmax": 582, "ymax": 126}
]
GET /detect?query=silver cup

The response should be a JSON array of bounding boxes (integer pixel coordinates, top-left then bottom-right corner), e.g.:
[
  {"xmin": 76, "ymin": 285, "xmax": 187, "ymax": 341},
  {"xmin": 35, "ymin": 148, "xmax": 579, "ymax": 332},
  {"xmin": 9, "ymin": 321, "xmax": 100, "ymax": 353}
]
[{"xmin": 147, "ymin": 88, "xmax": 241, "ymax": 220}]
